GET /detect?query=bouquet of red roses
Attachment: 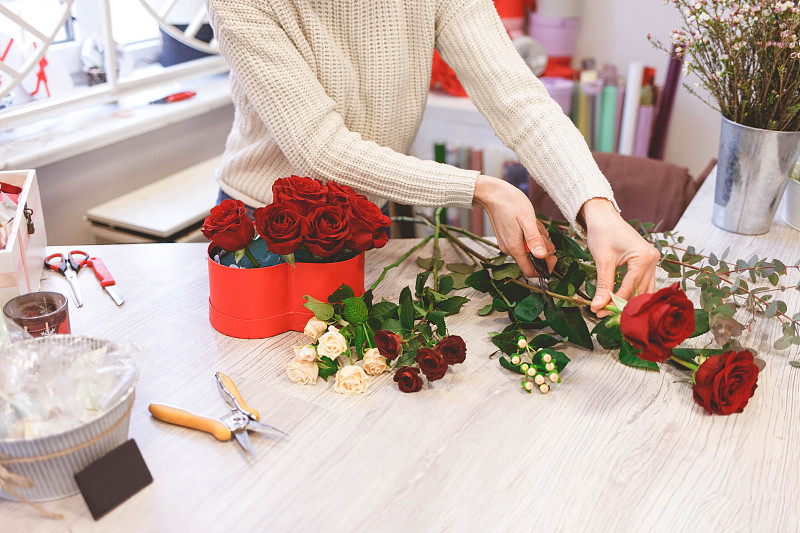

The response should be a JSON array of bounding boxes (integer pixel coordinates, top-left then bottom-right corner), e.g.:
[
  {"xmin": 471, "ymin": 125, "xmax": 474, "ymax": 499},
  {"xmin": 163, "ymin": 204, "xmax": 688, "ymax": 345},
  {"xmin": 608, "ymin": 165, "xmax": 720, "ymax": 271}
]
[{"xmin": 203, "ymin": 176, "xmax": 391, "ymax": 266}]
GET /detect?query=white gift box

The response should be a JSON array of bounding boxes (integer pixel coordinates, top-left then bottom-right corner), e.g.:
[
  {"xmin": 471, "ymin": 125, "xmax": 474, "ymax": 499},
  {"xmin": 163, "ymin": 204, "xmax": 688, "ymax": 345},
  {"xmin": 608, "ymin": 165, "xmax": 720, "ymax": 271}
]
[{"xmin": 0, "ymin": 169, "xmax": 48, "ymax": 308}]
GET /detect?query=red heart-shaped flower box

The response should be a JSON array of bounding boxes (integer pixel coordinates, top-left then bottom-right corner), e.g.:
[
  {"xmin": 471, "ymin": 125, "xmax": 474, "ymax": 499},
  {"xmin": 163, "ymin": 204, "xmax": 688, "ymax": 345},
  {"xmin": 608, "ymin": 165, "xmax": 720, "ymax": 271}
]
[{"xmin": 208, "ymin": 246, "xmax": 365, "ymax": 338}]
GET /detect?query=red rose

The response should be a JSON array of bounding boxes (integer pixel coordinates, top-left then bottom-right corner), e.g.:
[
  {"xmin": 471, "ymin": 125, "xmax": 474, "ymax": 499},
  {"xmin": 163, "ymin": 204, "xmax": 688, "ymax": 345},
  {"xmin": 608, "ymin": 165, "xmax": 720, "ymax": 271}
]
[
  {"xmin": 415, "ymin": 348, "xmax": 447, "ymax": 381},
  {"xmin": 327, "ymin": 180, "xmax": 364, "ymax": 206},
  {"xmin": 202, "ymin": 199, "xmax": 255, "ymax": 252},
  {"xmin": 345, "ymin": 196, "xmax": 392, "ymax": 252},
  {"xmin": 435, "ymin": 335, "xmax": 467, "ymax": 365},
  {"xmin": 254, "ymin": 202, "xmax": 306, "ymax": 255},
  {"xmin": 393, "ymin": 366, "xmax": 423, "ymax": 393},
  {"xmin": 692, "ymin": 350, "xmax": 759, "ymax": 415},
  {"xmin": 375, "ymin": 330, "xmax": 403, "ymax": 360},
  {"xmin": 305, "ymin": 204, "xmax": 351, "ymax": 257},
  {"xmin": 620, "ymin": 284, "xmax": 695, "ymax": 362},
  {"xmin": 272, "ymin": 175, "xmax": 328, "ymax": 214}
]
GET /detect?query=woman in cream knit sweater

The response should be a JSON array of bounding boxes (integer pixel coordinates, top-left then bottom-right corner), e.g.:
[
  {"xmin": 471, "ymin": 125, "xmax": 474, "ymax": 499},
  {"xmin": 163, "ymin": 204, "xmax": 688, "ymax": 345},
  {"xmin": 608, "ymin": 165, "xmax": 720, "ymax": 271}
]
[{"xmin": 206, "ymin": 0, "xmax": 660, "ymax": 315}]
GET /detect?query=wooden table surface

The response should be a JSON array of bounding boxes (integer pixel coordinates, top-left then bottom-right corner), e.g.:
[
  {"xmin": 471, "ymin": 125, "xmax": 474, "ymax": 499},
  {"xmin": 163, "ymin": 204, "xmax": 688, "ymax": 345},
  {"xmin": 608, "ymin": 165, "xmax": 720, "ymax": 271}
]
[{"xmin": 2, "ymin": 173, "xmax": 799, "ymax": 532}]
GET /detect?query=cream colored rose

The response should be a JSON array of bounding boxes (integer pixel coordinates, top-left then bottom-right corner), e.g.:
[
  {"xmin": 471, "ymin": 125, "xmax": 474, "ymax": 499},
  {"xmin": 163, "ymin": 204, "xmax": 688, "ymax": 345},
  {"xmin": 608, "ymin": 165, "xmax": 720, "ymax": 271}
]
[
  {"xmin": 334, "ymin": 365, "xmax": 370, "ymax": 394},
  {"xmin": 362, "ymin": 348, "xmax": 388, "ymax": 376},
  {"xmin": 317, "ymin": 326, "xmax": 348, "ymax": 360},
  {"xmin": 285, "ymin": 358, "xmax": 319, "ymax": 385},
  {"xmin": 304, "ymin": 317, "xmax": 328, "ymax": 342},
  {"xmin": 293, "ymin": 344, "xmax": 317, "ymax": 362}
]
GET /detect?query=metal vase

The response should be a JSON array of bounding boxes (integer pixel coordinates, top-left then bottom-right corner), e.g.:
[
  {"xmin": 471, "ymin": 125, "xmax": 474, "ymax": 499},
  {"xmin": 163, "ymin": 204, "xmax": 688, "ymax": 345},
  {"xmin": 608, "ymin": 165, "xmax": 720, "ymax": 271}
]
[{"xmin": 713, "ymin": 116, "xmax": 800, "ymax": 234}]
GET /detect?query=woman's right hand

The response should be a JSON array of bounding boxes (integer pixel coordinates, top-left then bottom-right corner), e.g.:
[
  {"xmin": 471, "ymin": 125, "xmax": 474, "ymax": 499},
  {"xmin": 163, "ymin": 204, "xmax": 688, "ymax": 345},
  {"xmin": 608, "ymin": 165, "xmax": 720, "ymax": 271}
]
[{"xmin": 473, "ymin": 174, "xmax": 556, "ymax": 279}]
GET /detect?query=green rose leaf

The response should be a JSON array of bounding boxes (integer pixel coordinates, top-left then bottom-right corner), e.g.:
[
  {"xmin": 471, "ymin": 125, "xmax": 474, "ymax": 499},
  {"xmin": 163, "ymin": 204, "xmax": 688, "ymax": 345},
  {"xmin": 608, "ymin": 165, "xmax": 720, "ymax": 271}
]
[
  {"xmin": 618, "ymin": 340, "xmax": 659, "ymax": 372},
  {"xmin": 370, "ymin": 300, "xmax": 398, "ymax": 320},
  {"xmin": 328, "ymin": 284, "xmax": 355, "ymax": 303},
  {"xmin": 438, "ymin": 275, "xmax": 454, "ymax": 295},
  {"xmin": 491, "ymin": 263, "xmax": 522, "ymax": 280},
  {"xmin": 592, "ymin": 317, "xmax": 622, "ymax": 350},
  {"xmin": 343, "ymin": 296, "xmax": 369, "ymax": 325},
  {"xmin": 303, "ymin": 295, "xmax": 334, "ymax": 321},
  {"xmin": 465, "ymin": 269, "xmax": 493, "ymax": 293},
  {"xmin": 545, "ymin": 305, "xmax": 593, "ymax": 351},
  {"xmin": 449, "ymin": 272, "xmax": 469, "ymax": 290},
  {"xmin": 690, "ymin": 309, "xmax": 710, "ymax": 338},
  {"xmin": 499, "ymin": 356, "xmax": 525, "ymax": 375},
  {"xmin": 416, "ymin": 256, "xmax": 444, "ymax": 271},
  {"xmin": 438, "ymin": 295, "xmax": 470, "ymax": 315},
  {"xmin": 513, "ymin": 293, "xmax": 546, "ymax": 323},
  {"xmin": 427, "ymin": 310, "xmax": 447, "ymax": 336},
  {"xmin": 478, "ymin": 303, "xmax": 494, "ymax": 316},
  {"xmin": 447, "ymin": 262, "xmax": 476, "ymax": 274},
  {"xmin": 415, "ymin": 271, "xmax": 431, "ymax": 295},
  {"xmin": 317, "ymin": 356, "xmax": 339, "ymax": 381}
]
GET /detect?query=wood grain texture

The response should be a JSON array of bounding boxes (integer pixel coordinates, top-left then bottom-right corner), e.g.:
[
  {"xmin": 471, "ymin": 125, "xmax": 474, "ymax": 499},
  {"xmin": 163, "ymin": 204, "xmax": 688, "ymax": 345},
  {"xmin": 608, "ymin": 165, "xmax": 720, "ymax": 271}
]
[{"xmin": 2, "ymin": 172, "xmax": 799, "ymax": 532}]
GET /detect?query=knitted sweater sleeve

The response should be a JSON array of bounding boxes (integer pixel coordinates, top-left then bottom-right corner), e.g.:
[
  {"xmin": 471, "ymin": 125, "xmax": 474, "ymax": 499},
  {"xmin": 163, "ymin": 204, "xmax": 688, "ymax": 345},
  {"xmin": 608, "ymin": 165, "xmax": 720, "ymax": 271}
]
[
  {"xmin": 435, "ymin": 0, "xmax": 618, "ymax": 230},
  {"xmin": 206, "ymin": 0, "xmax": 478, "ymax": 208}
]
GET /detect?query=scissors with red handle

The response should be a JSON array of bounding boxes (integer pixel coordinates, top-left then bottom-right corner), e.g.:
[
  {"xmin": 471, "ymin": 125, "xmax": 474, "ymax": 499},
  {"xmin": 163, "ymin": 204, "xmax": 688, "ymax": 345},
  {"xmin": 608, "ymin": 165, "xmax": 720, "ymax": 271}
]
[
  {"xmin": 68, "ymin": 251, "xmax": 125, "ymax": 306},
  {"xmin": 44, "ymin": 250, "xmax": 87, "ymax": 307}
]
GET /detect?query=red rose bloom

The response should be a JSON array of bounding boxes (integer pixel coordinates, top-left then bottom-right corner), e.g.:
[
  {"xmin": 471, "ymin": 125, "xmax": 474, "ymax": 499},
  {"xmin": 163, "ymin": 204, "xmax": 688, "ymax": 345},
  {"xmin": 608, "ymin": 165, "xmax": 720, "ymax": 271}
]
[
  {"xmin": 415, "ymin": 348, "xmax": 447, "ymax": 381},
  {"xmin": 254, "ymin": 202, "xmax": 306, "ymax": 255},
  {"xmin": 272, "ymin": 175, "xmax": 328, "ymax": 214},
  {"xmin": 375, "ymin": 330, "xmax": 403, "ymax": 360},
  {"xmin": 327, "ymin": 180, "xmax": 364, "ymax": 206},
  {"xmin": 692, "ymin": 350, "xmax": 759, "ymax": 415},
  {"xmin": 435, "ymin": 335, "xmax": 467, "ymax": 365},
  {"xmin": 394, "ymin": 366, "xmax": 423, "ymax": 393},
  {"xmin": 345, "ymin": 196, "xmax": 392, "ymax": 252},
  {"xmin": 620, "ymin": 284, "xmax": 695, "ymax": 362},
  {"xmin": 202, "ymin": 199, "xmax": 255, "ymax": 252},
  {"xmin": 305, "ymin": 204, "xmax": 351, "ymax": 257}
]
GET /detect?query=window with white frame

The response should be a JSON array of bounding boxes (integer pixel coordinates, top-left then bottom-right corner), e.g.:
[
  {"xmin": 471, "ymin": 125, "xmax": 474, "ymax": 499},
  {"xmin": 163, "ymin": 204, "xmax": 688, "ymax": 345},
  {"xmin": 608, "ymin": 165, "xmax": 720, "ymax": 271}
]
[{"xmin": 0, "ymin": 0, "xmax": 226, "ymax": 129}]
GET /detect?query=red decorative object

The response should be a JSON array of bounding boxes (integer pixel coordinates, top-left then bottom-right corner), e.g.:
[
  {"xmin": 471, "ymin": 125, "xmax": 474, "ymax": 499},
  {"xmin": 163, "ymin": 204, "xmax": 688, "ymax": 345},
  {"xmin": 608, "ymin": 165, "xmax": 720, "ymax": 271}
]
[
  {"xmin": 431, "ymin": 51, "xmax": 467, "ymax": 97},
  {"xmin": 208, "ymin": 246, "xmax": 365, "ymax": 339}
]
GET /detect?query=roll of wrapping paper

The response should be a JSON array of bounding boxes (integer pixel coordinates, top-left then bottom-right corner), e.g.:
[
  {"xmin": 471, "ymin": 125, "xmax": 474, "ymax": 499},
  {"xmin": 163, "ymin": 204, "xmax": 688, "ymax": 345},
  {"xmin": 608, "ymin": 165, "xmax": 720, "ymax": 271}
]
[
  {"xmin": 577, "ymin": 70, "xmax": 598, "ymax": 147},
  {"xmin": 586, "ymin": 80, "xmax": 604, "ymax": 151},
  {"xmin": 597, "ymin": 84, "xmax": 618, "ymax": 153},
  {"xmin": 614, "ymin": 77, "xmax": 626, "ymax": 152},
  {"xmin": 618, "ymin": 62, "xmax": 644, "ymax": 155},
  {"xmin": 649, "ymin": 46, "xmax": 683, "ymax": 159},
  {"xmin": 633, "ymin": 85, "xmax": 655, "ymax": 158}
]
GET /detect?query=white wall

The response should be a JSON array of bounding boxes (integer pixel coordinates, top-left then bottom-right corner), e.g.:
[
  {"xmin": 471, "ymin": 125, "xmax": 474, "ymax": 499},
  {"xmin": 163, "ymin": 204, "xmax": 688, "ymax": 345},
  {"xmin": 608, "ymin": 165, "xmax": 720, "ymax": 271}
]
[{"xmin": 573, "ymin": 0, "xmax": 720, "ymax": 177}]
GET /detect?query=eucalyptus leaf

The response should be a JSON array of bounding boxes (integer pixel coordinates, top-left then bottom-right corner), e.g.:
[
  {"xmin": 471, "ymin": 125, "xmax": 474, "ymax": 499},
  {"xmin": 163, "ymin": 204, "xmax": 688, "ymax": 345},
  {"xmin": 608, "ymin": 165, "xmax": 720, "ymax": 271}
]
[
  {"xmin": 774, "ymin": 336, "xmax": 793, "ymax": 350},
  {"xmin": 790, "ymin": 361, "xmax": 800, "ymax": 368}
]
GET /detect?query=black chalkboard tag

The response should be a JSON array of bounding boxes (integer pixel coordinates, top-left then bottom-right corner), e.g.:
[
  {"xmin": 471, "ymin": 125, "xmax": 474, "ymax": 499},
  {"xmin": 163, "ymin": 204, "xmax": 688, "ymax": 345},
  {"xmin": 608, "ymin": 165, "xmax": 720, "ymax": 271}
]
[{"xmin": 74, "ymin": 439, "xmax": 153, "ymax": 520}]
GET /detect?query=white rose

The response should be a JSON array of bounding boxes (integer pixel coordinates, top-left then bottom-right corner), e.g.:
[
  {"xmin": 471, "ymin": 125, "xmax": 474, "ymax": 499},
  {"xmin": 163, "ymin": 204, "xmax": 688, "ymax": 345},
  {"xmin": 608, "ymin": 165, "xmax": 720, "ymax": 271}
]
[
  {"xmin": 285, "ymin": 359, "xmax": 319, "ymax": 385},
  {"xmin": 362, "ymin": 348, "xmax": 388, "ymax": 376},
  {"xmin": 334, "ymin": 365, "xmax": 370, "ymax": 394},
  {"xmin": 304, "ymin": 317, "xmax": 328, "ymax": 342},
  {"xmin": 317, "ymin": 326, "xmax": 349, "ymax": 360},
  {"xmin": 293, "ymin": 344, "xmax": 317, "ymax": 362}
]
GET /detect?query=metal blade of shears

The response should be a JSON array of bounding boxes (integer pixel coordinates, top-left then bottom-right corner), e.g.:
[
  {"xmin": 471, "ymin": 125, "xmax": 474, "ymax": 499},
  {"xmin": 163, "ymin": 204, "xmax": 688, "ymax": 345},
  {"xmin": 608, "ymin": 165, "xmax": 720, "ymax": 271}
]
[
  {"xmin": 63, "ymin": 269, "xmax": 83, "ymax": 307},
  {"xmin": 233, "ymin": 429, "xmax": 256, "ymax": 455},
  {"xmin": 529, "ymin": 252, "xmax": 556, "ymax": 310},
  {"xmin": 244, "ymin": 419, "xmax": 289, "ymax": 438}
]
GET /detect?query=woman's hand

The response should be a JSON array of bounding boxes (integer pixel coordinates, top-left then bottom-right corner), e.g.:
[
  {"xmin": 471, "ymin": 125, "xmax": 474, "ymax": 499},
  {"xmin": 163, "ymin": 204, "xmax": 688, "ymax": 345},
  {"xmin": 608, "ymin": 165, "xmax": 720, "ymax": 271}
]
[
  {"xmin": 580, "ymin": 198, "xmax": 661, "ymax": 317},
  {"xmin": 473, "ymin": 174, "xmax": 556, "ymax": 278}
]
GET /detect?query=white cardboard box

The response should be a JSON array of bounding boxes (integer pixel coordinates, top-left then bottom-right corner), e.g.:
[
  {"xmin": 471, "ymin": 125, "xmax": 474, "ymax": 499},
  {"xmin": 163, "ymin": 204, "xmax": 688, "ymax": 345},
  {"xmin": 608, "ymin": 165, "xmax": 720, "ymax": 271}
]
[{"xmin": 0, "ymin": 170, "xmax": 47, "ymax": 308}]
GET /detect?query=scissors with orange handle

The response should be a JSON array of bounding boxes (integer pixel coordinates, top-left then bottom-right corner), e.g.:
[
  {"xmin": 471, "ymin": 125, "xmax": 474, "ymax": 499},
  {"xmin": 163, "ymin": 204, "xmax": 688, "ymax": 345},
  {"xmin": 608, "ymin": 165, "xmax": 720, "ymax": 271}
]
[{"xmin": 148, "ymin": 372, "xmax": 287, "ymax": 455}]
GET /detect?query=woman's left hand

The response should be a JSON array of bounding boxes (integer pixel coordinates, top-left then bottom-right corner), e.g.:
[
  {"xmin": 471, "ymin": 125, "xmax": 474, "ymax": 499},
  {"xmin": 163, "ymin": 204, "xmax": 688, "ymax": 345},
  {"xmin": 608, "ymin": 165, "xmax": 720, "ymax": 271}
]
[{"xmin": 581, "ymin": 198, "xmax": 662, "ymax": 317}]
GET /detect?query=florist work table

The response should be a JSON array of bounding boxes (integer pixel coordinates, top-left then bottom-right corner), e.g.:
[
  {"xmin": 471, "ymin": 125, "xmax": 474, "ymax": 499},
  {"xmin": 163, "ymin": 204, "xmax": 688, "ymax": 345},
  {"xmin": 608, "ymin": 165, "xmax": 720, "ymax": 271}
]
[{"xmin": 1, "ymin": 173, "xmax": 799, "ymax": 531}]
